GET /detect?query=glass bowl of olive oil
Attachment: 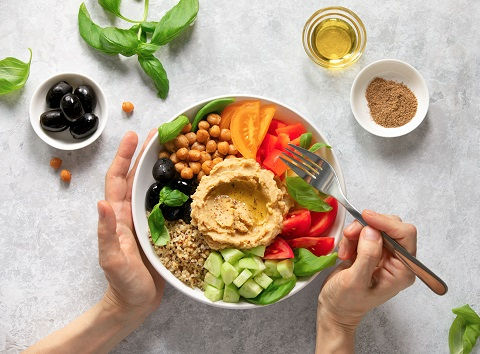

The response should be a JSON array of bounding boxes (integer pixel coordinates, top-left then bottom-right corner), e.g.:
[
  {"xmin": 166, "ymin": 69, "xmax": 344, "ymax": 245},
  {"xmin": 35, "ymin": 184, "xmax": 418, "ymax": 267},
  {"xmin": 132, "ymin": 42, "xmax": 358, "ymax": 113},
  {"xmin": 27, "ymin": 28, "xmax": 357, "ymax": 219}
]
[{"xmin": 303, "ymin": 6, "xmax": 366, "ymax": 69}]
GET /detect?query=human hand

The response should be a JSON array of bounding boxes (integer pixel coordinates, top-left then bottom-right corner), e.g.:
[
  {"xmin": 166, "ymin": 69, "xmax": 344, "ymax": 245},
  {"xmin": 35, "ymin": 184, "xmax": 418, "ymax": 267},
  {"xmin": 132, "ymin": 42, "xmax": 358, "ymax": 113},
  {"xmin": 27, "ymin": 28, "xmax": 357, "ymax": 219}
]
[{"xmin": 97, "ymin": 130, "xmax": 164, "ymax": 319}]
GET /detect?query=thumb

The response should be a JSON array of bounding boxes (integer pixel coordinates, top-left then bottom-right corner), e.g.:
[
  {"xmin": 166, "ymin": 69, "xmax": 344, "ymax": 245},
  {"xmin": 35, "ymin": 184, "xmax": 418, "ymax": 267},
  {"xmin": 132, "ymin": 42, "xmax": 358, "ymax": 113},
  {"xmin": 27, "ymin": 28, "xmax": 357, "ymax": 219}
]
[
  {"xmin": 97, "ymin": 201, "xmax": 120, "ymax": 262},
  {"xmin": 348, "ymin": 226, "xmax": 383, "ymax": 287}
]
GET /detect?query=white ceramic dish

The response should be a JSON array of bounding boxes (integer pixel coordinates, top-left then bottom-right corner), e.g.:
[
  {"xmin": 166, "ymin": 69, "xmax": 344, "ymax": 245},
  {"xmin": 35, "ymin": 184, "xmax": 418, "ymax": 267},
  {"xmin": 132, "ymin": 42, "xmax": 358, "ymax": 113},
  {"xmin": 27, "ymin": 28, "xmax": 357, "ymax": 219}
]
[
  {"xmin": 132, "ymin": 95, "xmax": 346, "ymax": 309},
  {"xmin": 350, "ymin": 59, "xmax": 429, "ymax": 137},
  {"xmin": 29, "ymin": 73, "xmax": 108, "ymax": 150}
]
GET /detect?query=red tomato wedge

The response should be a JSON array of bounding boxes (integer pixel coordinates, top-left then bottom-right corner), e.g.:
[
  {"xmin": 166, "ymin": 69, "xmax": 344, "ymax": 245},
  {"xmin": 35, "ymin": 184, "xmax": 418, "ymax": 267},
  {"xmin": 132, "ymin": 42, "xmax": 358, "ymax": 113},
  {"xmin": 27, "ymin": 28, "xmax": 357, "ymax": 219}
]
[
  {"xmin": 287, "ymin": 237, "xmax": 335, "ymax": 256},
  {"xmin": 282, "ymin": 209, "xmax": 311, "ymax": 239},
  {"xmin": 268, "ymin": 119, "xmax": 287, "ymax": 135},
  {"xmin": 275, "ymin": 123, "xmax": 307, "ymax": 140},
  {"xmin": 308, "ymin": 197, "xmax": 338, "ymax": 237},
  {"xmin": 262, "ymin": 148, "xmax": 288, "ymax": 176},
  {"xmin": 264, "ymin": 237, "xmax": 294, "ymax": 259}
]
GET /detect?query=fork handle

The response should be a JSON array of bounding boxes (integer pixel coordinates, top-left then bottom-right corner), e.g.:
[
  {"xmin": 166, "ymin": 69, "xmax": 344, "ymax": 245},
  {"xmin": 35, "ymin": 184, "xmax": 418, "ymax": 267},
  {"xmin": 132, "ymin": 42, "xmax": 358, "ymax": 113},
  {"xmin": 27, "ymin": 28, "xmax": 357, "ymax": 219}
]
[{"xmin": 347, "ymin": 207, "xmax": 448, "ymax": 295}]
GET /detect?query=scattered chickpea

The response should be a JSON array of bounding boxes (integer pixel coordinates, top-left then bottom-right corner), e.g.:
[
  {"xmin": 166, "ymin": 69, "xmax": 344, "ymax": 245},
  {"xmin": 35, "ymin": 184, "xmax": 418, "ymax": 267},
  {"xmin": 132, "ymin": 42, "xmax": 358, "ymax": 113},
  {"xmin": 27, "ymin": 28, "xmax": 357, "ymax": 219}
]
[
  {"xmin": 60, "ymin": 169, "xmax": 71, "ymax": 182},
  {"xmin": 207, "ymin": 113, "xmax": 221, "ymax": 125},
  {"xmin": 209, "ymin": 125, "xmax": 220, "ymax": 138},
  {"xmin": 181, "ymin": 167, "xmax": 194, "ymax": 179},
  {"xmin": 174, "ymin": 135, "xmax": 189, "ymax": 149},
  {"xmin": 189, "ymin": 162, "xmax": 202, "ymax": 174},
  {"xmin": 196, "ymin": 129, "xmax": 210, "ymax": 144},
  {"xmin": 170, "ymin": 152, "xmax": 179, "ymax": 164},
  {"xmin": 217, "ymin": 141, "xmax": 229, "ymax": 155},
  {"xmin": 122, "ymin": 101, "xmax": 134, "ymax": 113},
  {"xmin": 185, "ymin": 132, "xmax": 197, "ymax": 145},
  {"xmin": 220, "ymin": 129, "xmax": 231, "ymax": 142},
  {"xmin": 50, "ymin": 157, "xmax": 62, "ymax": 169},
  {"xmin": 197, "ymin": 171, "xmax": 205, "ymax": 182},
  {"xmin": 212, "ymin": 157, "xmax": 223, "ymax": 166},
  {"xmin": 226, "ymin": 154, "xmax": 237, "ymax": 159},
  {"xmin": 198, "ymin": 121, "xmax": 210, "ymax": 130},
  {"xmin": 200, "ymin": 151, "xmax": 212, "ymax": 163},
  {"xmin": 158, "ymin": 151, "xmax": 170, "ymax": 159},
  {"xmin": 206, "ymin": 140, "xmax": 217, "ymax": 153},
  {"xmin": 202, "ymin": 160, "xmax": 213, "ymax": 175},
  {"xmin": 228, "ymin": 144, "xmax": 238, "ymax": 155},
  {"xmin": 181, "ymin": 123, "xmax": 192, "ymax": 134},
  {"xmin": 164, "ymin": 140, "xmax": 176, "ymax": 152},
  {"xmin": 175, "ymin": 162, "xmax": 187, "ymax": 173},
  {"xmin": 191, "ymin": 142, "xmax": 206, "ymax": 151},
  {"xmin": 188, "ymin": 149, "xmax": 201, "ymax": 161},
  {"xmin": 176, "ymin": 147, "xmax": 189, "ymax": 160}
]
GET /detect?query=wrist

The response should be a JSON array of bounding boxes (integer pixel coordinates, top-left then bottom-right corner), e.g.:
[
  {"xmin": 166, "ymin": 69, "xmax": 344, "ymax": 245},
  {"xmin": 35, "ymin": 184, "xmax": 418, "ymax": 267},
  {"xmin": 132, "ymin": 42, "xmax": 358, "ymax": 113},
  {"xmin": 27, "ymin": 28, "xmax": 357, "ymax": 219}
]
[
  {"xmin": 100, "ymin": 291, "xmax": 151, "ymax": 326},
  {"xmin": 316, "ymin": 302, "xmax": 356, "ymax": 354}
]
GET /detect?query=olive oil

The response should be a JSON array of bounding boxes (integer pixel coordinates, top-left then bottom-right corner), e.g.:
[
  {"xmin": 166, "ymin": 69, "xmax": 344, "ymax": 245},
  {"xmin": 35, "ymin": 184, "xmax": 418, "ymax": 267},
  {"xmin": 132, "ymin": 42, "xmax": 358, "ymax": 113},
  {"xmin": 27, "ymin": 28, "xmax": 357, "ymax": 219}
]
[{"xmin": 312, "ymin": 18, "xmax": 357, "ymax": 65}]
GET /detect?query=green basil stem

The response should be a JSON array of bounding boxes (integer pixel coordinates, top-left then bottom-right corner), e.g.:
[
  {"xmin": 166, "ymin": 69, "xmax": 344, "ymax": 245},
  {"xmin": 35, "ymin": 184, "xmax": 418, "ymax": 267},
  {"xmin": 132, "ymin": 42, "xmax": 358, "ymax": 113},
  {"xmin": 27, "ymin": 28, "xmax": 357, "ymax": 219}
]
[{"xmin": 143, "ymin": 0, "xmax": 150, "ymax": 21}]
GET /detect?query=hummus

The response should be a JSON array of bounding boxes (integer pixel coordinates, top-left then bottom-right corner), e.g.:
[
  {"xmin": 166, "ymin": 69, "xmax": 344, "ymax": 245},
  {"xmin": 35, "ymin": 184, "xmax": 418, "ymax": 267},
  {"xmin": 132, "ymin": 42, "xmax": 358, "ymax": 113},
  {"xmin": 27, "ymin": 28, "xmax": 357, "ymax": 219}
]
[{"xmin": 191, "ymin": 158, "xmax": 292, "ymax": 250}]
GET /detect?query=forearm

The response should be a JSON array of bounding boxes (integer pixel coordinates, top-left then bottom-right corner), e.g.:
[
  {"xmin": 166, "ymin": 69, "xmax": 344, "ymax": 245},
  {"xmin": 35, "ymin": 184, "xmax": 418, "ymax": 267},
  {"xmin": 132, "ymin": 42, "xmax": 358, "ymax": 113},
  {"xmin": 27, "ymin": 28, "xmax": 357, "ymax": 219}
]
[
  {"xmin": 316, "ymin": 303, "xmax": 355, "ymax": 354},
  {"xmin": 25, "ymin": 297, "xmax": 148, "ymax": 354}
]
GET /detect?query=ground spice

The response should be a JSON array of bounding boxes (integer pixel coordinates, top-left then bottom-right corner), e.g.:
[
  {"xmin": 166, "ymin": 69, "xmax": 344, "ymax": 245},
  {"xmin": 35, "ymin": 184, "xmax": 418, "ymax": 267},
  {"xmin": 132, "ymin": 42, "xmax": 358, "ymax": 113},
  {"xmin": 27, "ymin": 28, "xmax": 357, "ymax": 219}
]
[{"xmin": 365, "ymin": 77, "xmax": 418, "ymax": 128}]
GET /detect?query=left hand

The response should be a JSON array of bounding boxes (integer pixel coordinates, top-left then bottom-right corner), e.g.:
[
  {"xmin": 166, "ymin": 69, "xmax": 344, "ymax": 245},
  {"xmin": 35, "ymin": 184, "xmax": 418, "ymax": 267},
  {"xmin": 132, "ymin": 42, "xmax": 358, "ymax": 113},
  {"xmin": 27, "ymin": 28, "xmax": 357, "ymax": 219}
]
[{"xmin": 97, "ymin": 129, "xmax": 164, "ymax": 318}]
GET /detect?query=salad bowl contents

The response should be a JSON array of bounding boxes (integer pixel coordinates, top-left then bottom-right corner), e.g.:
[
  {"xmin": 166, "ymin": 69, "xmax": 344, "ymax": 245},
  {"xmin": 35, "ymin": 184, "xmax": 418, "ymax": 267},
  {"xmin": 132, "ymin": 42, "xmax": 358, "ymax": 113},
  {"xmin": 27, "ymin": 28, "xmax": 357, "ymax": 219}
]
[{"xmin": 132, "ymin": 95, "xmax": 346, "ymax": 308}]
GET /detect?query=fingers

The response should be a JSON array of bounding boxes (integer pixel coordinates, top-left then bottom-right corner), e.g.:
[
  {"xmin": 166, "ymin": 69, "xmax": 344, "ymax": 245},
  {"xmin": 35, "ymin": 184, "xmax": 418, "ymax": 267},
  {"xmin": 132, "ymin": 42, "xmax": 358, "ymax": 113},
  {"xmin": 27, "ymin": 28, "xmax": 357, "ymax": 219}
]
[
  {"xmin": 126, "ymin": 128, "xmax": 157, "ymax": 191},
  {"xmin": 97, "ymin": 201, "xmax": 120, "ymax": 264},
  {"xmin": 338, "ymin": 221, "xmax": 362, "ymax": 260},
  {"xmin": 362, "ymin": 210, "xmax": 417, "ymax": 255}
]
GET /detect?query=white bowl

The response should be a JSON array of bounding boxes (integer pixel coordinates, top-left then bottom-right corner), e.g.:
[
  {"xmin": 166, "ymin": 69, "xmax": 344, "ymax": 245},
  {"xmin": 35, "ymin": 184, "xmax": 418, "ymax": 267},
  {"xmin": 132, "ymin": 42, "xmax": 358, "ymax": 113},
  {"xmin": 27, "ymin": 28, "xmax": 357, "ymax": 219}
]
[
  {"xmin": 132, "ymin": 95, "xmax": 346, "ymax": 309},
  {"xmin": 350, "ymin": 59, "xmax": 429, "ymax": 137},
  {"xmin": 29, "ymin": 73, "xmax": 108, "ymax": 150}
]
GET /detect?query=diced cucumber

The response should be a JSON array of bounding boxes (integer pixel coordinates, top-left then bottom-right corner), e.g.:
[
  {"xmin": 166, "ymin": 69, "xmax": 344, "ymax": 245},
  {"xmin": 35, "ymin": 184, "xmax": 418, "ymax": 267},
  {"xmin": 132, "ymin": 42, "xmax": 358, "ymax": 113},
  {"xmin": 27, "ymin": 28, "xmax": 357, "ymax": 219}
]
[
  {"xmin": 204, "ymin": 252, "xmax": 223, "ymax": 277},
  {"xmin": 264, "ymin": 259, "xmax": 281, "ymax": 278},
  {"xmin": 252, "ymin": 268, "xmax": 263, "ymax": 277},
  {"xmin": 254, "ymin": 272, "xmax": 273, "ymax": 289},
  {"xmin": 232, "ymin": 261, "xmax": 243, "ymax": 273},
  {"xmin": 220, "ymin": 248, "xmax": 245, "ymax": 264},
  {"xmin": 238, "ymin": 256, "xmax": 266, "ymax": 271},
  {"xmin": 277, "ymin": 259, "xmax": 294, "ymax": 279},
  {"xmin": 238, "ymin": 279, "xmax": 263, "ymax": 298},
  {"xmin": 204, "ymin": 272, "xmax": 224, "ymax": 289},
  {"xmin": 204, "ymin": 284, "xmax": 224, "ymax": 302},
  {"xmin": 244, "ymin": 245, "xmax": 266, "ymax": 257},
  {"xmin": 233, "ymin": 269, "xmax": 253, "ymax": 288},
  {"xmin": 223, "ymin": 284, "xmax": 240, "ymax": 303},
  {"xmin": 221, "ymin": 262, "xmax": 239, "ymax": 285}
]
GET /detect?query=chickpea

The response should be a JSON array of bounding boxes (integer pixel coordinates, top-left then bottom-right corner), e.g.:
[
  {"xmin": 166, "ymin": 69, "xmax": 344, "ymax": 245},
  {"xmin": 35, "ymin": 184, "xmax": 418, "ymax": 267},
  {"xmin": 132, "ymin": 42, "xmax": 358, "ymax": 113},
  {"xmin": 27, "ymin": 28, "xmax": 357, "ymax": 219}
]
[
  {"xmin": 202, "ymin": 160, "xmax": 213, "ymax": 175},
  {"xmin": 181, "ymin": 123, "xmax": 192, "ymax": 134},
  {"xmin": 226, "ymin": 154, "xmax": 237, "ymax": 159},
  {"xmin": 206, "ymin": 140, "xmax": 217, "ymax": 153},
  {"xmin": 191, "ymin": 142, "xmax": 206, "ymax": 152},
  {"xmin": 228, "ymin": 144, "xmax": 238, "ymax": 155},
  {"xmin": 198, "ymin": 121, "xmax": 210, "ymax": 130},
  {"xmin": 176, "ymin": 147, "xmax": 189, "ymax": 160},
  {"xmin": 220, "ymin": 129, "xmax": 232, "ymax": 142},
  {"xmin": 217, "ymin": 141, "xmax": 229, "ymax": 155},
  {"xmin": 196, "ymin": 129, "xmax": 210, "ymax": 144},
  {"xmin": 185, "ymin": 132, "xmax": 197, "ymax": 145},
  {"xmin": 197, "ymin": 171, "xmax": 205, "ymax": 182},
  {"xmin": 212, "ymin": 157, "xmax": 223, "ymax": 166},
  {"xmin": 207, "ymin": 113, "xmax": 221, "ymax": 125},
  {"xmin": 164, "ymin": 140, "xmax": 175, "ymax": 152},
  {"xmin": 189, "ymin": 162, "xmax": 202, "ymax": 174},
  {"xmin": 209, "ymin": 125, "xmax": 221, "ymax": 138},
  {"xmin": 212, "ymin": 150, "xmax": 222, "ymax": 159},
  {"xmin": 175, "ymin": 162, "xmax": 187, "ymax": 173},
  {"xmin": 188, "ymin": 149, "xmax": 201, "ymax": 161},
  {"xmin": 158, "ymin": 151, "xmax": 170, "ymax": 159},
  {"xmin": 181, "ymin": 167, "xmax": 194, "ymax": 180},
  {"xmin": 174, "ymin": 135, "xmax": 189, "ymax": 149},
  {"xmin": 170, "ymin": 152, "xmax": 179, "ymax": 164},
  {"xmin": 200, "ymin": 151, "xmax": 212, "ymax": 163}
]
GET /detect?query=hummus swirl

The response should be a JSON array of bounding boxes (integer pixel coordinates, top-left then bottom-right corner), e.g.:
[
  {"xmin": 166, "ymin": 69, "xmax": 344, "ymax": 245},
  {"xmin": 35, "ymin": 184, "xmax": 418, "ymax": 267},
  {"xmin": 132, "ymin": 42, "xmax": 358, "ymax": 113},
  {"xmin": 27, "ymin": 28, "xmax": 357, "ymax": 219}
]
[{"xmin": 191, "ymin": 158, "xmax": 292, "ymax": 250}]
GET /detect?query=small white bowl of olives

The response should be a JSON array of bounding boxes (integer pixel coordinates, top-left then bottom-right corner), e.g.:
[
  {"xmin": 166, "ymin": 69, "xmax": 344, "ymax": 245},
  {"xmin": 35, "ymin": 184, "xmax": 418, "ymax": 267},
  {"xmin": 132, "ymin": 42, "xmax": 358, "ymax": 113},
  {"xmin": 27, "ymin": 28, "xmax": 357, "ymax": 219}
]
[{"xmin": 29, "ymin": 73, "xmax": 108, "ymax": 150}]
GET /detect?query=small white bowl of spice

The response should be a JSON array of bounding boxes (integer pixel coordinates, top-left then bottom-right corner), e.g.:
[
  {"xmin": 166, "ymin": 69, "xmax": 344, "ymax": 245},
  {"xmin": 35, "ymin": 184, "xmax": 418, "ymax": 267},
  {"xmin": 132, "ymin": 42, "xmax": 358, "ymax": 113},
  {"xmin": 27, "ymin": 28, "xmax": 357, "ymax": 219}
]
[{"xmin": 350, "ymin": 59, "xmax": 429, "ymax": 137}]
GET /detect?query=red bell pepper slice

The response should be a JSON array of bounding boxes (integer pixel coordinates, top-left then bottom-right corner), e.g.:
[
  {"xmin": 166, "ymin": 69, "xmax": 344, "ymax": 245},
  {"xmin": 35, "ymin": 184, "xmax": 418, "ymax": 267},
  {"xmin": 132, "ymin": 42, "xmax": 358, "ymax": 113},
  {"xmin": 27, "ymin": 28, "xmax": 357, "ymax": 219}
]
[
  {"xmin": 264, "ymin": 237, "xmax": 294, "ymax": 259},
  {"xmin": 268, "ymin": 119, "xmax": 287, "ymax": 135},
  {"xmin": 262, "ymin": 148, "xmax": 288, "ymax": 176},
  {"xmin": 281, "ymin": 209, "xmax": 311, "ymax": 239},
  {"xmin": 307, "ymin": 197, "xmax": 338, "ymax": 237},
  {"xmin": 275, "ymin": 133, "xmax": 290, "ymax": 150},
  {"xmin": 275, "ymin": 123, "xmax": 307, "ymax": 140}
]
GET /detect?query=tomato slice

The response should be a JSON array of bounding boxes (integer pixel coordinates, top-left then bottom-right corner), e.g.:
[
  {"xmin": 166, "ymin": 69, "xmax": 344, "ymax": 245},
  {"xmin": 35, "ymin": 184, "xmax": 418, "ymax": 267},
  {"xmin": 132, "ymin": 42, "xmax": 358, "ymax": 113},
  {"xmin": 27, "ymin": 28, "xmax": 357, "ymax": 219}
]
[
  {"xmin": 259, "ymin": 105, "xmax": 276, "ymax": 144},
  {"xmin": 262, "ymin": 148, "xmax": 288, "ymax": 176},
  {"xmin": 276, "ymin": 123, "xmax": 307, "ymax": 140},
  {"xmin": 281, "ymin": 209, "xmax": 311, "ymax": 239},
  {"xmin": 264, "ymin": 237, "xmax": 294, "ymax": 259},
  {"xmin": 308, "ymin": 197, "xmax": 338, "ymax": 237},
  {"xmin": 287, "ymin": 237, "xmax": 335, "ymax": 256},
  {"xmin": 268, "ymin": 119, "xmax": 287, "ymax": 135},
  {"xmin": 219, "ymin": 101, "xmax": 245, "ymax": 130}
]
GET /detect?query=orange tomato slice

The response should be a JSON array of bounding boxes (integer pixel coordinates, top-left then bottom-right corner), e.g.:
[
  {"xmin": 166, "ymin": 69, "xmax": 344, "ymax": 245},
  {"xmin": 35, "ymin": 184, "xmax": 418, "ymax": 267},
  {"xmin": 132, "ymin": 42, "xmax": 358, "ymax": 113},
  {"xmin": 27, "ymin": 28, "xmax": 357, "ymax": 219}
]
[{"xmin": 219, "ymin": 102, "xmax": 244, "ymax": 130}]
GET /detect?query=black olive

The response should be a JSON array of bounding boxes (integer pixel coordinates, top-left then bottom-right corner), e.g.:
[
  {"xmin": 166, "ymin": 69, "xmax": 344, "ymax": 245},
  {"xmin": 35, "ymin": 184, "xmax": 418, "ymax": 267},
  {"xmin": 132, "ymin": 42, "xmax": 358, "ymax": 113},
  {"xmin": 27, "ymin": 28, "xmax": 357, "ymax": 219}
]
[
  {"xmin": 74, "ymin": 85, "xmax": 97, "ymax": 113},
  {"xmin": 69, "ymin": 113, "xmax": 99, "ymax": 139},
  {"xmin": 145, "ymin": 182, "xmax": 168, "ymax": 212},
  {"xmin": 161, "ymin": 205, "xmax": 183, "ymax": 221},
  {"xmin": 46, "ymin": 81, "xmax": 72, "ymax": 108},
  {"xmin": 60, "ymin": 93, "xmax": 84, "ymax": 122},
  {"xmin": 181, "ymin": 199, "xmax": 192, "ymax": 223},
  {"xmin": 170, "ymin": 178, "xmax": 197, "ymax": 196},
  {"xmin": 152, "ymin": 158, "xmax": 175, "ymax": 183},
  {"xmin": 40, "ymin": 109, "xmax": 70, "ymax": 132}
]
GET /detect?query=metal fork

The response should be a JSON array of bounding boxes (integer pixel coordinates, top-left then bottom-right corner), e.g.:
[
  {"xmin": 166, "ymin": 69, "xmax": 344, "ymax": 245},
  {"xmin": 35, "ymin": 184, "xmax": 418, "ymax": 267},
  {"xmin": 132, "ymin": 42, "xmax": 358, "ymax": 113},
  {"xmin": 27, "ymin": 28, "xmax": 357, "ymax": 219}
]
[{"xmin": 281, "ymin": 144, "xmax": 448, "ymax": 296}]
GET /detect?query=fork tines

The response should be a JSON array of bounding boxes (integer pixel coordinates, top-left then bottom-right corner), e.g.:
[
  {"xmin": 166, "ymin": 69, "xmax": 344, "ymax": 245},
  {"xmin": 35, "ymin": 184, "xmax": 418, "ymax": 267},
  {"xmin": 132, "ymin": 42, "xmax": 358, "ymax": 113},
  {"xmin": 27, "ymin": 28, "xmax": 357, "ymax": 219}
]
[{"xmin": 280, "ymin": 144, "xmax": 328, "ymax": 180}]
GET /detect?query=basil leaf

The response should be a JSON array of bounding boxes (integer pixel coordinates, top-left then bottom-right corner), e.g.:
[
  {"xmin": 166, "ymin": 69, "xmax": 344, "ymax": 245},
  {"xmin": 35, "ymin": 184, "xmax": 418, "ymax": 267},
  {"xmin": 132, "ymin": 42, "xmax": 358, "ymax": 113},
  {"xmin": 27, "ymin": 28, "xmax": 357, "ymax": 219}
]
[
  {"xmin": 98, "ymin": 0, "xmax": 122, "ymax": 18},
  {"xmin": 0, "ymin": 49, "xmax": 32, "ymax": 95},
  {"xmin": 285, "ymin": 176, "xmax": 332, "ymax": 212},
  {"xmin": 449, "ymin": 316, "xmax": 466, "ymax": 354},
  {"xmin": 158, "ymin": 115, "xmax": 189, "ymax": 144},
  {"xmin": 159, "ymin": 186, "xmax": 188, "ymax": 207},
  {"xmin": 463, "ymin": 324, "xmax": 480, "ymax": 354},
  {"xmin": 309, "ymin": 142, "xmax": 332, "ymax": 152},
  {"xmin": 191, "ymin": 98, "xmax": 235, "ymax": 131},
  {"xmin": 293, "ymin": 249, "xmax": 338, "ymax": 277},
  {"xmin": 141, "ymin": 21, "xmax": 159, "ymax": 33},
  {"xmin": 449, "ymin": 305, "xmax": 480, "ymax": 354},
  {"xmin": 138, "ymin": 55, "xmax": 169, "ymax": 98},
  {"xmin": 151, "ymin": 0, "xmax": 199, "ymax": 46},
  {"xmin": 136, "ymin": 42, "xmax": 160, "ymax": 56},
  {"xmin": 246, "ymin": 276, "xmax": 296, "ymax": 305},
  {"xmin": 78, "ymin": 3, "xmax": 114, "ymax": 54},
  {"xmin": 453, "ymin": 305, "xmax": 480, "ymax": 324},
  {"xmin": 100, "ymin": 27, "xmax": 139, "ymax": 57},
  {"xmin": 148, "ymin": 204, "xmax": 170, "ymax": 246},
  {"xmin": 299, "ymin": 132, "xmax": 312, "ymax": 149}
]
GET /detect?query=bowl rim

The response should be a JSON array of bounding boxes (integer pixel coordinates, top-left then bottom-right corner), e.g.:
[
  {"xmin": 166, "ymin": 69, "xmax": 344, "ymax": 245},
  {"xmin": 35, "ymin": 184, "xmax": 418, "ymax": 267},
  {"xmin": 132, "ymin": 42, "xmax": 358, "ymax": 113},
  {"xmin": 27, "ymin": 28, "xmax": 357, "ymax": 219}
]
[
  {"xmin": 29, "ymin": 72, "xmax": 108, "ymax": 151},
  {"xmin": 132, "ymin": 94, "xmax": 346, "ymax": 309},
  {"xmin": 350, "ymin": 58, "xmax": 429, "ymax": 138}
]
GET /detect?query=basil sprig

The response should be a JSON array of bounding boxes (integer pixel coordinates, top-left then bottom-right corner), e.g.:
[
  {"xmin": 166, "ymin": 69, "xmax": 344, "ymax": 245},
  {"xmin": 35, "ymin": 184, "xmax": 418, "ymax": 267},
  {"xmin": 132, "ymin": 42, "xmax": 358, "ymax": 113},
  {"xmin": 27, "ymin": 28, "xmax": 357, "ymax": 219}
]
[
  {"xmin": 77, "ymin": 0, "xmax": 199, "ymax": 98},
  {"xmin": 0, "ymin": 49, "xmax": 32, "ymax": 95},
  {"xmin": 157, "ymin": 115, "xmax": 189, "ymax": 144},
  {"xmin": 285, "ymin": 176, "xmax": 332, "ymax": 212},
  {"xmin": 293, "ymin": 249, "xmax": 338, "ymax": 277},
  {"xmin": 449, "ymin": 304, "xmax": 480, "ymax": 354},
  {"xmin": 309, "ymin": 142, "xmax": 331, "ymax": 152},
  {"xmin": 159, "ymin": 186, "xmax": 189, "ymax": 206},
  {"xmin": 246, "ymin": 276, "xmax": 297, "ymax": 305},
  {"xmin": 299, "ymin": 132, "xmax": 312, "ymax": 149}
]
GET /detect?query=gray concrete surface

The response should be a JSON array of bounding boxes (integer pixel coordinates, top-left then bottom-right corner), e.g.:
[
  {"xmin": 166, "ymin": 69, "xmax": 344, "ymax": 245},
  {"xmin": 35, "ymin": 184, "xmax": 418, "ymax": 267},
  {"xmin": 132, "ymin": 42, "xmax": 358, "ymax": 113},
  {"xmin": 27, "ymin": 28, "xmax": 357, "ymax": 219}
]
[{"xmin": 1, "ymin": 0, "xmax": 479, "ymax": 353}]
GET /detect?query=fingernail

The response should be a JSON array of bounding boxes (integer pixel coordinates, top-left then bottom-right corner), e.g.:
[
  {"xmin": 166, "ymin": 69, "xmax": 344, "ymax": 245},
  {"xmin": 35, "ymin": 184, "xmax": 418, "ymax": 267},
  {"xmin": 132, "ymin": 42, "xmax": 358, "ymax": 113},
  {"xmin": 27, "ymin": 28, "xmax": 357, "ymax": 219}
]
[
  {"xmin": 338, "ymin": 242, "xmax": 346, "ymax": 259},
  {"xmin": 97, "ymin": 202, "xmax": 104, "ymax": 218},
  {"xmin": 344, "ymin": 222, "xmax": 356, "ymax": 233},
  {"xmin": 364, "ymin": 210, "xmax": 377, "ymax": 217},
  {"xmin": 364, "ymin": 226, "xmax": 380, "ymax": 241}
]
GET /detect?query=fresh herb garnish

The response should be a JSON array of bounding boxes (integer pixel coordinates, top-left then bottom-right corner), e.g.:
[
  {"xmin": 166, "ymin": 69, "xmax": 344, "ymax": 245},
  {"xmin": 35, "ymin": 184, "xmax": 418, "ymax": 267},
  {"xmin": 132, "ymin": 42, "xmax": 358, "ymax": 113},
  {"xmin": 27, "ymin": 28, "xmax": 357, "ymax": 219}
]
[
  {"xmin": 285, "ymin": 176, "xmax": 332, "ymax": 212},
  {"xmin": 246, "ymin": 276, "xmax": 297, "ymax": 305},
  {"xmin": 77, "ymin": 0, "xmax": 199, "ymax": 98},
  {"xmin": 191, "ymin": 97, "xmax": 235, "ymax": 131},
  {"xmin": 293, "ymin": 248, "xmax": 338, "ymax": 277},
  {"xmin": 309, "ymin": 142, "xmax": 331, "ymax": 152},
  {"xmin": 299, "ymin": 132, "xmax": 312, "ymax": 149},
  {"xmin": 0, "ymin": 49, "xmax": 32, "ymax": 95},
  {"xmin": 449, "ymin": 304, "xmax": 480, "ymax": 354},
  {"xmin": 157, "ymin": 115, "xmax": 189, "ymax": 143},
  {"xmin": 159, "ymin": 186, "xmax": 189, "ymax": 206}
]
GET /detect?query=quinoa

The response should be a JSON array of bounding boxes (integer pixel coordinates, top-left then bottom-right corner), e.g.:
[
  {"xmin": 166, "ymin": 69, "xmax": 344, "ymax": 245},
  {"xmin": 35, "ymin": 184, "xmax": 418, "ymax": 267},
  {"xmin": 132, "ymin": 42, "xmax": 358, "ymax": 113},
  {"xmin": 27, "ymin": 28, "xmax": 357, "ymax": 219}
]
[{"xmin": 149, "ymin": 219, "xmax": 210, "ymax": 288}]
